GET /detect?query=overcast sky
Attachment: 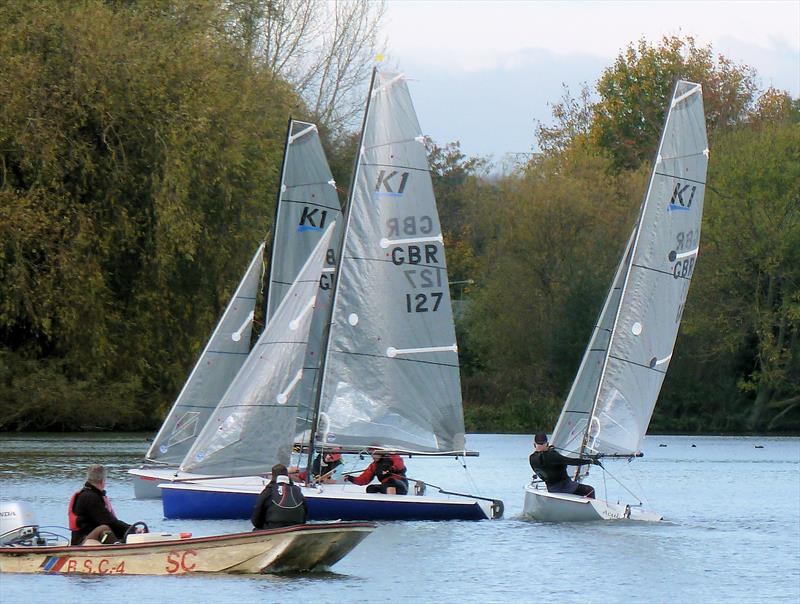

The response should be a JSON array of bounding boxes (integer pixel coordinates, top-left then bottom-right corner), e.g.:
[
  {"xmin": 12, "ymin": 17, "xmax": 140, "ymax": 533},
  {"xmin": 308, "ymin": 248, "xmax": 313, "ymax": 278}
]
[{"xmin": 380, "ymin": 1, "xmax": 800, "ymax": 164}]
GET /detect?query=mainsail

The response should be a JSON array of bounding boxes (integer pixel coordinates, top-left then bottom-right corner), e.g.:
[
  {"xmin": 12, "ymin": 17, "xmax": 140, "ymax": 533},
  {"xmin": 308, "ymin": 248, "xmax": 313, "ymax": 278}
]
[
  {"xmin": 144, "ymin": 244, "xmax": 264, "ymax": 465},
  {"xmin": 316, "ymin": 69, "xmax": 465, "ymax": 453},
  {"xmin": 551, "ymin": 80, "xmax": 709, "ymax": 457},
  {"xmin": 266, "ymin": 119, "xmax": 344, "ymax": 437},
  {"xmin": 180, "ymin": 223, "xmax": 336, "ymax": 476}
]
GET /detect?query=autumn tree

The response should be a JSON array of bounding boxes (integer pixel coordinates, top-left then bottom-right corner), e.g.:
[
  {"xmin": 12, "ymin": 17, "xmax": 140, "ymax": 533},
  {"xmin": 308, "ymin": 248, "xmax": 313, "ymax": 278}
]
[{"xmin": 591, "ymin": 35, "xmax": 758, "ymax": 171}]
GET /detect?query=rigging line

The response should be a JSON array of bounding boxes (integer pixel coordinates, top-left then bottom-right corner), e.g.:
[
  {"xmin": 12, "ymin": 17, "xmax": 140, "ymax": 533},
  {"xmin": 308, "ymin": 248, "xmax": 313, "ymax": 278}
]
[
  {"xmin": 280, "ymin": 198, "xmax": 342, "ymax": 211},
  {"xmin": 653, "ymin": 172, "xmax": 707, "ymax": 186},
  {"xmin": 607, "ymin": 354, "xmax": 668, "ymax": 374},
  {"xmin": 595, "ymin": 465, "xmax": 644, "ymax": 505},
  {"xmin": 205, "ymin": 350, "xmax": 249, "ymax": 356},
  {"xmin": 327, "ymin": 348, "xmax": 460, "ymax": 369},
  {"xmin": 631, "ymin": 262, "xmax": 692, "ymax": 280},
  {"xmin": 403, "ymin": 476, "xmax": 502, "ymax": 505},
  {"xmin": 364, "ymin": 137, "xmax": 424, "ymax": 152},
  {"xmin": 361, "ymin": 162, "xmax": 431, "ymax": 173}
]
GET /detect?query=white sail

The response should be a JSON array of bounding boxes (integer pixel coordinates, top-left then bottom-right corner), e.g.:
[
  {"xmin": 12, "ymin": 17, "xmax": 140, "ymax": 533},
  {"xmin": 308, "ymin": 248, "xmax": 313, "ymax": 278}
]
[
  {"xmin": 553, "ymin": 80, "xmax": 708, "ymax": 457},
  {"xmin": 144, "ymin": 244, "xmax": 264, "ymax": 465},
  {"xmin": 180, "ymin": 223, "xmax": 336, "ymax": 476},
  {"xmin": 316, "ymin": 69, "xmax": 465, "ymax": 453},
  {"xmin": 266, "ymin": 120, "xmax": 344, "ymax": 438}
]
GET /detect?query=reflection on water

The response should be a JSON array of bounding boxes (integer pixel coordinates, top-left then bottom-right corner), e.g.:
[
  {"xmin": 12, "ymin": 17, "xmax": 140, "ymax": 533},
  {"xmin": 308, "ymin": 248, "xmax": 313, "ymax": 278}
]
[{"xmin": 1, "ymin": 433, "xmax": 798, "ymax": 603}]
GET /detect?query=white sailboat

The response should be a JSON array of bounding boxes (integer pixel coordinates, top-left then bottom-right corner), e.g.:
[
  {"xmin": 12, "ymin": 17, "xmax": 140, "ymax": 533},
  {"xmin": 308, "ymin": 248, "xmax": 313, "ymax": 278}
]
[
  {"xmin": 523, "ymin": 80, "xmax": 709, "ymax": 522},
  {"xmin": 130, "ymin": 120, "xmax": 342, "ymax": 497},
  {"xmin": 160, "ymin": 68, "xmax": 504, "ymax": 521}
]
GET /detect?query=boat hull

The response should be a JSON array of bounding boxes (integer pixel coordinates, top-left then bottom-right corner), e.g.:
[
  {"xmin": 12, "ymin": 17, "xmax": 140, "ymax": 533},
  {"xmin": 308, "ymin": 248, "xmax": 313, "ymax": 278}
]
[
  {"xmin": 129, "ymin": 469, "xmax": 270, "ymax": 500},
  {"xmin": 522, "ymin": 485, "xmax": 662, "ymax": 522},
  {"xmin": 162, "ymin": 482, "xmax": 498, "ymax": 521},
  {"xmin": 0, "ymin": 523, "xmax": 374, "ymax": 575}
]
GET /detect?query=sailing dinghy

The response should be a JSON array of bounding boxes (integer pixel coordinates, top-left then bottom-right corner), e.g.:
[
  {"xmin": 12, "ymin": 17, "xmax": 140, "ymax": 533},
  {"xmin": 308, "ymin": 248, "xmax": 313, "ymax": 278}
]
[
  {"xmin": 130, "ymin": 120, "xmax": 342, "ymax": 498},
  {"xmin": 160, "ymin": 68, "xmax": 504, "ymax": 521},
  {"xmin": 523, "ymin": 80, "xmax": 709, "ymax": 522}
]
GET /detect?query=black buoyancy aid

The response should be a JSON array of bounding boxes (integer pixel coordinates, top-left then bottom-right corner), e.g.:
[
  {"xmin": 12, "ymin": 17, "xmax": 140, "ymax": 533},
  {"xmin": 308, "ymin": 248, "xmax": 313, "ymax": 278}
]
[
  {"xmin": 530, "ymin": 452, "xmax": 560, "ymax": 485},
  {"xmin": 377, "ymin": 455, "xmax": 407, "ymax": 483},
  {"xmin": 68, "ymin": 485, "xmax": 117, "ymax": 532},
  {"xmin": 266, "ymin": 483, "xmax": 305, "ymax": 525}
]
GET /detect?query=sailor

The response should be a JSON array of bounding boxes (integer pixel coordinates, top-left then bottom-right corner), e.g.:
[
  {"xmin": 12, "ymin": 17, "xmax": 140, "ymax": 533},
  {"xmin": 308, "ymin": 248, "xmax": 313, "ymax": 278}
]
[
  {"xmin": 251, "ymin": 464, "xmax": 308, "ymax": 530},
  {"xmin": 69, "ymin": 464, "xmax": 133, "ymax": 545},
  {"xmin": 292, "ymin": 447, "xmax": 343, "ymax": 484},
  {"xmin": 529, "ymin": 433, "xmax": 602, "ymax": 499},
  {"xmin": 344, "ymin": 448, "xmax": 408, "ymax": 495}
]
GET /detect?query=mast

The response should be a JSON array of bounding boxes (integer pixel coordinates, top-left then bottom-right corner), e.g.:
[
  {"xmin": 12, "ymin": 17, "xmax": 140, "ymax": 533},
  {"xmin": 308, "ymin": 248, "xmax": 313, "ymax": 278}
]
[
  {"xmin": 303, "ymin": 67, "xmax": 379, "ymax": 483},
  {"xmin": 576, "ymin": 80, "xmax": 681, "ymax": 463},
  {"xmin": 262, "ymin": 117, "xmax": 294, "ymax": 326}
]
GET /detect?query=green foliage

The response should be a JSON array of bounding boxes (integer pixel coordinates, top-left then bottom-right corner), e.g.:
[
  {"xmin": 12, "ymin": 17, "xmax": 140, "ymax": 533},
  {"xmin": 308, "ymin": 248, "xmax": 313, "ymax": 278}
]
[
  {"xmin": 687, "ymin": 119, "xmax": 800, "ymax": 430},
  {"xmin": 0, "ymin": 0, "xmax": 298, "ymax": 430}
]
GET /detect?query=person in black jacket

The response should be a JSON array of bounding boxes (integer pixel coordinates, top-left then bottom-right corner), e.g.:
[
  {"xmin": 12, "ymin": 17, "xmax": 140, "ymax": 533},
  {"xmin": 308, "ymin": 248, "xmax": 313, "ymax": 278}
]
[
  {"xmin": 69, "ymin": 465, "xmax": 132, "ymax": 545},
  {"xmin": 251, "ymin": 464, "xmax": 308, "ymax": 530},
  {"xmin": 529, "ymin": 433, "xmax": 602, "ymax": 499}
]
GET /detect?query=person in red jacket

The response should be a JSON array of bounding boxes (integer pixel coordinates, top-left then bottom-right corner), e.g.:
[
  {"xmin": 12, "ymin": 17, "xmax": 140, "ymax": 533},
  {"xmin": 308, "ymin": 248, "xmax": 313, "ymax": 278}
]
[{"xmin": 345, "ymin": 448, "xmax": 408, "ymax": 495}]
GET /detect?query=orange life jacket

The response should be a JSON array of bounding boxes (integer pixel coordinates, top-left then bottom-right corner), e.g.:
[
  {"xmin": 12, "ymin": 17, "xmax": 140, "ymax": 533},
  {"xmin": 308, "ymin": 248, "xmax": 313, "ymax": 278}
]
[{"xmin": 68, "ymin": 488, "xmax": 117, "ymax": 532}]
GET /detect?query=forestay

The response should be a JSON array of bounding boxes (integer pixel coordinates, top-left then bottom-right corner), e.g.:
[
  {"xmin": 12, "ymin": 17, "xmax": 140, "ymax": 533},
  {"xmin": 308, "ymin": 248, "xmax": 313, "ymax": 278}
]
[
  {"xmin": 317, "ymin": 69, "xmax": 465, "ymax": 453},
  {"xmin": 551, "ymin": 80, "xmax": 708, "ymax": 457},
  {"xmin": 144, "ymin": 244, "xmax": 264, "ymax": 465},
  {"xmin": 180, "ymin": 223, "xmax": 336, "ymax": 476},
  {"xmin": 266, "ymin": 120, "xmax": 343, "ymax": 438}
]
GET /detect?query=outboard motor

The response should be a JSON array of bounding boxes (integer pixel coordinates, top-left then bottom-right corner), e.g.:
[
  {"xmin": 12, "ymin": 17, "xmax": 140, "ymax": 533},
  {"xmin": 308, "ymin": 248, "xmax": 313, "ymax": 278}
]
[{"xmin": 0, "ymin": 501, "xmax": 41, "ymax": 545}]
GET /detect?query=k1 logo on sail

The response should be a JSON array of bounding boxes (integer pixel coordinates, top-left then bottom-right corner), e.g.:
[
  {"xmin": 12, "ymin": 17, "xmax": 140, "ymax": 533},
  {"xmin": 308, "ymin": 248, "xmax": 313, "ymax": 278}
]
[
  {"xmin": 297, "ymin": 207, "xmax": 328, "ymax": 233},
  {"xmin": 374, "ymin": 170, "xmax": 409, "ymax": 199},
  {"xmin": 667, "ymin": 182, "xmax": 696, "ymax": 212}
]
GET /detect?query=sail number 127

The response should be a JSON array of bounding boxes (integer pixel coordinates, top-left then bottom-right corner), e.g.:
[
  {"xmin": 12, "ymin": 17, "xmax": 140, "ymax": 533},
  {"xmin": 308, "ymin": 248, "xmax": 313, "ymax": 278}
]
[{"xmin": 406, "ymin": 292, "xmax": 443, "ymax": 313}]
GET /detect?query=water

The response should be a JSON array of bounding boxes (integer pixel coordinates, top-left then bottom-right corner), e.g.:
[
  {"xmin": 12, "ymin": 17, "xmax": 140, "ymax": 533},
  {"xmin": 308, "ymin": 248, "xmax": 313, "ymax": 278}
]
[{"xmin": 0, "ymin": 433, "xmax": 798, "ymax": 603}]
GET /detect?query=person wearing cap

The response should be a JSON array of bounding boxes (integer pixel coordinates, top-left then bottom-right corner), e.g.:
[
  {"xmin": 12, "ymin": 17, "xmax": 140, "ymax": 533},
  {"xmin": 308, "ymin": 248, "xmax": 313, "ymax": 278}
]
[
  {"xmin": 344, "ymin": 448, "xmax": 408, "ymax": 495},
  {"xmin": 529, "ymin": 433, "xmax": 602, "ymax": 499},
  {"xmin": 292, "ymin": 447, "xmax": 343, "ymax": 484},
  {"xmin": 251, "ymin": 463, "xmax": 308, "ymax": 530}
]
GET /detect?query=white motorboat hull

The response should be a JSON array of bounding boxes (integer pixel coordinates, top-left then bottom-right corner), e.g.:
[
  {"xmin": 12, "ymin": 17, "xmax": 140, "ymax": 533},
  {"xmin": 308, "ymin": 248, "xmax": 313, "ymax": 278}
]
[
  {"xmin": 0, "ymin": 522, "xmax": 374, "ymax": 575},
  {"xmin": 522, "ymin": 485, "xmax": 662, "ymax": 523}
]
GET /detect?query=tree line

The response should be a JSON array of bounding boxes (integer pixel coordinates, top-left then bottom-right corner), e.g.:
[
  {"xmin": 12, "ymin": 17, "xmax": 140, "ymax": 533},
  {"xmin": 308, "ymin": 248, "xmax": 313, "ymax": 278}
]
[{"xmin": 0, "ymin": 3, "xmax": 797, "ymax": 434}]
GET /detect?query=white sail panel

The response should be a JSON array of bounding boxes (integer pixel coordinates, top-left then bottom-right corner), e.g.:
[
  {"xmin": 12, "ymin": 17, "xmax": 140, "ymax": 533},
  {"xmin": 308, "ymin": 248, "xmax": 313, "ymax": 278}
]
[
  {"xmin": 180, "ymin": 223, "xmax": 336, "ymax": 476},
  {"xmin": 267, "ymin": 120, "xmax": 344, "ymax": 439},
  {"xmin": 145, "ymin": 244, "xmax": 264, "ymax": 465},
  {"xmin": 586, "ymin": 81, "xmax": 708, "ymax": 456},
  {"xmin": 318, "ymin": 70, "xmax": 465, "ymax": 453}
]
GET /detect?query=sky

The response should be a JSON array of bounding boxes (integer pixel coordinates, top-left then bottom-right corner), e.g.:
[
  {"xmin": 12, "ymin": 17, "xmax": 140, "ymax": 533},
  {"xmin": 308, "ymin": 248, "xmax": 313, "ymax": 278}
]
[{"xmin": 381, "ymin": 0, "xmax": 800, "ymax": 165}]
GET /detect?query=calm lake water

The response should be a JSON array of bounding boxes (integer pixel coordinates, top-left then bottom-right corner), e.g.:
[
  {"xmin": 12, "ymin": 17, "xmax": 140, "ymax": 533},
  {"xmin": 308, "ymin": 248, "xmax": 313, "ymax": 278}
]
[{"xmin": 0, "ymin": 433, "xmax": 798, "ymax": 603}]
